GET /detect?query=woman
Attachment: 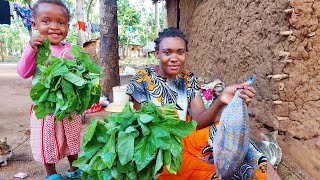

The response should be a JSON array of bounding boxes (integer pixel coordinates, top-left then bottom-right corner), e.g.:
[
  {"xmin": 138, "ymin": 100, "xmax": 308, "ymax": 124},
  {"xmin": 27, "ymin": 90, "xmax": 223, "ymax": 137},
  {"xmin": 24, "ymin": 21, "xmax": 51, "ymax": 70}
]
[{"xmin": 127, "ymin": 27, "xmax": 280, "ymax": 179}]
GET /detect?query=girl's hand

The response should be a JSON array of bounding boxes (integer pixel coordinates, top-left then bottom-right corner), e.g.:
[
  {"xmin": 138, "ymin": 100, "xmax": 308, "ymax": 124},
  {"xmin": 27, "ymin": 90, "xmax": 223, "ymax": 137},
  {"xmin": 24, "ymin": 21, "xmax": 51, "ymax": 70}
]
[
  {"xmin": 219, "ymin": 81, "xmax": 256, "ymax": 106},
  {"xmin": 29, "ymin": 35, "xmax": 46, "ymax": 50}
]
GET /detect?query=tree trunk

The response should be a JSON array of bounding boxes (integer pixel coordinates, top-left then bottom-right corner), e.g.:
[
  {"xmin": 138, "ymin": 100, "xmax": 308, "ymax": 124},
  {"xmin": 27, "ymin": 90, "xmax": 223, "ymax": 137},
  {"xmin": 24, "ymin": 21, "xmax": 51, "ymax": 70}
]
[
  {"xmin": 126, "ymin": 36, "xmax": 129, "ymax": 58},
  {"xmin": 86, "ymin": 0, "xmax": 94, "ymax": 24},
  {"xmin": 0, "ymin": 42, "xmax": 5, "ymax": 62},
  {"xmin": 99, "ymin": 0, "xmax": 120, "ymax": 102},
  {"xmin": 86, "ymin": 0, "xmax": 95, "ymax": 40},
  {"xmin": 76, "ymin": 0, "xmax": 85, "ymax": 46},
  {"xmin": 155, "ymin": 2, "xmax": 160, "ymax": 33}
]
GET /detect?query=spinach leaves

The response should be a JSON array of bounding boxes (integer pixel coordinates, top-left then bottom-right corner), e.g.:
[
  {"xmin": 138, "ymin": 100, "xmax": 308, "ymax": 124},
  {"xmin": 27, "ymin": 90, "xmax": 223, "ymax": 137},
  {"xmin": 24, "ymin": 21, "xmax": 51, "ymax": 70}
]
[
  {"xmin": 73, "ymin": 103, "xmax": 197, "ymax": 180},
  {"xmin": 31, "ymin": 39, "xmax": 102, "ymax": 121}
]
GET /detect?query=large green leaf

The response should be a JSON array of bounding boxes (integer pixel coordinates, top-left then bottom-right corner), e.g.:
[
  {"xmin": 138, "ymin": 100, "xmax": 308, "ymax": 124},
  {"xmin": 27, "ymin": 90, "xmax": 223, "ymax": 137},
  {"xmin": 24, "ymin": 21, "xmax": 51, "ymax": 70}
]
[
  {"xmin": 116, "ymin": 160, "xmax": 135, "ymax": 174},
  {"xmin": 61, "ymin": 78, "xmax": 75, "ymax": 95},
  {"xmin": 149, "ymin": 124, "xmax": 171, "ymax": 150},
  {"xmin": 97, "ymin": 171, "xmax": 112, "ymax": 180},
  {"xmin": 94, "ymin": 125, "xmax": 110, "ymax": 144},
  {"xmin": 30, "ymin": 82, "xmax": 46, "ymax": 102},
  {"xmin": 137, "ymin": 119, "xmax": 150, "ymax": 136},
  {"xmin": 82, "ymin": 141, "xmax": 100, "ymax": 159},
  {"xmin": 38, "ymin": 89, "xmax": 50, "ymax": 103},
  {"xmin": 133, "ymin": 135, "xmax": 157, "ymax": 171},
  {"xmin": 90, "ymin": 152, "xmax": 108, "ymax": 171},
  {"xmin": 32, "ymin": 66, "xmax": 42, "ymax": 85},
  {"xmin": 83, "ymin": 120, "xmax": 99, "ymax": 146},
  {"xmin": 126, "ymin": 171, "xmax": 137, "ymax": 180},
  {"xmin": 63, "ymin": 72, "xmax": 86, "ymax": 86},
  {"xmin": 72, "ymin": 154, "xmax": 89, "ymax": 168},
  {"xmin": 33, "ymin": 103, "xmax": 52, "ymax": 119},
  {"xmin": 52, "ymin": 65, "xmax": 69, "ymax": 77},
  {"xmin": 163, "ymin": 149, "xmax": 171, "ymax": 167},
  {"xmin": 138, "ymin": 113, "xmax": 154, "ymax": 123},
  {"xmin": 36, "ymin": 38, "xmax": 51, "ymax": 65},
  {"xmin": 169, "ymin": 135, "xmax": 183, "ymax": 158},
  {"xmin": 100, "ymin": 132, "xmax": 117, "ymax": 168},
  {"xmin": 117, "ymin": 131, "xmax": 134, "ymax": 165},
  {"xmin": 160, "ymin": 120, "xmax": 197, "ymax": 137},
  {"xmin": 154, "ymin": 149, "xmax": 163, "ymax": 176}
]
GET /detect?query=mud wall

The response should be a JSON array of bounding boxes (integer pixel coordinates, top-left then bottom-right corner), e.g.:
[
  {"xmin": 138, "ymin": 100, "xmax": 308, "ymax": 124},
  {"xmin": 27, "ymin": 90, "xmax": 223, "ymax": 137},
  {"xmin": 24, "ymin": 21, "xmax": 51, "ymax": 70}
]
[
  {"xmin": 166, "ymin": 0, "xmax": 178, "ymax": 27},
  {"xmin": 173, "ymin": 0, "xmax": 319, "ymax": 178},
  {"xmin": 281, "ymin": 0, "xmax": 320, "ymax": 139},
  {"xmin": 177, "ymin": 0, "xmax": 320, "ymax": 139}
]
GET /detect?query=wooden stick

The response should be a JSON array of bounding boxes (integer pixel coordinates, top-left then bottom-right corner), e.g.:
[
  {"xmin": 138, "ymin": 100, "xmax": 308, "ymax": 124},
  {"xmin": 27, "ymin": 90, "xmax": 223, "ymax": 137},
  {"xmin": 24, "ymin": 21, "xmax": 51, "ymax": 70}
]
[
  {"xmin": 267, "ymin": 73, "xmax": 289, "ymax": 80},
  {"xmin": 278, "ymin": 51, "xmax": 291, "ymax": 57},
  {"xmin": 307, "ymin": 32, "xmax": 316, "ymax": 37},
  {"xmin": 280, "ymin": 30, "xmax": 293, "ymax": 36},
  {"xmin": 280, "ymin": 59, "xmax": 293, "ymax": 63},
  {"xmin": 276, "ymin": 116, "xmax": 289, "ymax": 121},
  {"xmin": 284, "ymin": 8, "xmax": 294, "ymax": 14},
  {"xmin": 273, "ymin": 101, "xmax": 283, "ymax": 105}
]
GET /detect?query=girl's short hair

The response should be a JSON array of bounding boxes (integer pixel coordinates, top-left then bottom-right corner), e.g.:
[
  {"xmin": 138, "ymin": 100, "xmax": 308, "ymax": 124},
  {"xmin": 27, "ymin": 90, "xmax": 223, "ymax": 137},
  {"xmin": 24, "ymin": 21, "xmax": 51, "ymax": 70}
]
[
  {"xmin": 154, "ymin": 27, "xmax": 188, "ymax": 51},
  {"xmin": 32, "ymin": 0, "xmax": 71, "ymax": 21}
]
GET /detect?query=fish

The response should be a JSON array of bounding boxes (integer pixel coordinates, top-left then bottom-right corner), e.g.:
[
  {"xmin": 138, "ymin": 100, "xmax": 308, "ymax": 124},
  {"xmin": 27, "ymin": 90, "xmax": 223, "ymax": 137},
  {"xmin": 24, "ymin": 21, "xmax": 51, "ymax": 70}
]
[{"xmin": 211, "ymin": 74, "xmax": 256, "ymax": 179}]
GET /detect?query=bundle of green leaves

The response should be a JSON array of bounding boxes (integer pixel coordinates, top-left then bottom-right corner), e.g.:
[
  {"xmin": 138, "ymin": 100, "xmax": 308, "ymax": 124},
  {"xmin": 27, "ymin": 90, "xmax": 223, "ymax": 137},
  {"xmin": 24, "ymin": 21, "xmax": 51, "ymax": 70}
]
[
  {"xmin": 73, "ymin": 103, "xmax": 197, "ymax": 180},
  {"xmin": 30, "ymin": 39, "xmax": 102, "ymax": 121}
]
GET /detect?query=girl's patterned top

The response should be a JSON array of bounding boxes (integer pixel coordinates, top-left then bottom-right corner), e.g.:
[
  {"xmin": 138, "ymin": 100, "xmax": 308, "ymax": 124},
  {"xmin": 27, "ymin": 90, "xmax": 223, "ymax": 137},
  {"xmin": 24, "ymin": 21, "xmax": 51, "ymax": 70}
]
[{"xmin": 126, "ymin": 67, "xmax": 201, "ymax": 121}]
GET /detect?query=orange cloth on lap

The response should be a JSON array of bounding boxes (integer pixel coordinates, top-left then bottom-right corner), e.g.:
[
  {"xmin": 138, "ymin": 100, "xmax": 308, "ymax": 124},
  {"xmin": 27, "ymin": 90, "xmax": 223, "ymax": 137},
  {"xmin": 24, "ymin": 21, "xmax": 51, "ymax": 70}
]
[{"xmin": 158, "ymin": 126, "xmax": 218, "ymax": 180}]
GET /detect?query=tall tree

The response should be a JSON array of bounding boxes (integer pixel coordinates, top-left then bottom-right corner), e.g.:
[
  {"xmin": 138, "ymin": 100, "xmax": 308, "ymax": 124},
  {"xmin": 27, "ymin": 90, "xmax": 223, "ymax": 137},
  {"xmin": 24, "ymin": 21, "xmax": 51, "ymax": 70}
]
[
  {"xmin": 76, "ymin": 0, "xmax": 85, "ymax": 46},
  {"xmin": 117, "ymin": 0, "xmax": 141, "ymax": 57},
  {"xmin": 0, "ymin": 42, "xmax": 4, "ymax": 62},
  {"xmin": 155, "ymin": 1, "xmax": 160, "ymax": 33},
  {"xmin": 99, "ymin": 0, "xmax": 120, "ymax": 101}
]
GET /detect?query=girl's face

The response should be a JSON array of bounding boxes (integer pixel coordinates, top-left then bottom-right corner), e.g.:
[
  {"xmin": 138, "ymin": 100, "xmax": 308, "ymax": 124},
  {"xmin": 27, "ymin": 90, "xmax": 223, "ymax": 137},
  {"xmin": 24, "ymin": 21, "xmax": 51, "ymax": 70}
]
[
  {"xmin": 155, "ymin": 37, "xmax": 186, "ymax": 80},
  {"xmin": 32, "ymin": 3, "xmax": 69, "ymax": 45}
]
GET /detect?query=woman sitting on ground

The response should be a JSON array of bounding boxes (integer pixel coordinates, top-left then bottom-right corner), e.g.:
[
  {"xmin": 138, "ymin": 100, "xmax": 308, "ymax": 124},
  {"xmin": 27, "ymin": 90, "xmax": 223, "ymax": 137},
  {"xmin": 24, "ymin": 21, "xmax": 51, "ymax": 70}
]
[{"xmin": 127, "ymin": 27, "xmax": 281, "ymax": 180}]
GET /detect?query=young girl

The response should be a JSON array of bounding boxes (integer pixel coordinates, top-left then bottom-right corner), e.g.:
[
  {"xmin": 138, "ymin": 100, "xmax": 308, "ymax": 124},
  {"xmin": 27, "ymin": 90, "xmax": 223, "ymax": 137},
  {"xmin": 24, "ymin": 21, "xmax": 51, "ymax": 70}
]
[{"xmin": 17, "ymin": 0, "xmax": 82, "ymax": 179}]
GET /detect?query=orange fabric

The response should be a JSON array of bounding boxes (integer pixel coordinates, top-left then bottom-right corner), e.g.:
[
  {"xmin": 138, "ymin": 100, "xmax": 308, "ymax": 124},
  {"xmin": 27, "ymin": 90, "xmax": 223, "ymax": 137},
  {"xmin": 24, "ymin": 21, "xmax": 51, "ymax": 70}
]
[
  {"xmin": 157, "ymin": 120, "xmax": 268, "ymax": 179},
  {"xmin": 158, "ymin": 126, "xmax": 219, "ymax": 180},
  {"xmin": 77, "ymin": 21, "xmax": 86, "ymax": 31}
]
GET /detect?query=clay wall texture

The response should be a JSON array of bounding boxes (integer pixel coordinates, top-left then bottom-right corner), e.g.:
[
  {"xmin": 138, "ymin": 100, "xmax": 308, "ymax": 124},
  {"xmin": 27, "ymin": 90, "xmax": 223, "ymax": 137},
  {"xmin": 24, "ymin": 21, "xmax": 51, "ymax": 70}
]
[{"xmin": 174, "ymin": 0, "xmax": 320, "ymax": 178}]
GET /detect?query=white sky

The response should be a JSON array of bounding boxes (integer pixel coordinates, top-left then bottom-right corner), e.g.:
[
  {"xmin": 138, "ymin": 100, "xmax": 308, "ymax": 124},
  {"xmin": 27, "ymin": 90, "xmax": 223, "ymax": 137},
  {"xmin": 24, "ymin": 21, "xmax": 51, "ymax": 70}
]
[{"xmin": 129, "ymin": 0, "xmax": 154, "ymax": 12}]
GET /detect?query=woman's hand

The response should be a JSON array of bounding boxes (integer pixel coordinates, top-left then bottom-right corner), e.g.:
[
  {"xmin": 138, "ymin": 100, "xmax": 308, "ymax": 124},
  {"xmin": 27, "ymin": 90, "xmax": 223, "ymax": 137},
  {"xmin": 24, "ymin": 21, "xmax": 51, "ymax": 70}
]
[
  {"xmin": 219, "ymin": 81, "xmax": 256, "ymax": 106},
  {"xmin": 29, "ymin": 34, "xmax": 46, "ymax": 50}
]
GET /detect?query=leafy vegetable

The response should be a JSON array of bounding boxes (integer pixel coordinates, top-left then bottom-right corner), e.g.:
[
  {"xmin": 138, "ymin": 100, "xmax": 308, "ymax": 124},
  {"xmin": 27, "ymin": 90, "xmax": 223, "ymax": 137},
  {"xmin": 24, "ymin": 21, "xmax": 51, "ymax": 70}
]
[
  {"xmin": 73, "ymin": 103, "xmax": 197, "ymax": 180},
  {"xmin": 30, "ymin": 38, "xmax": 102, "ymax": 121}
]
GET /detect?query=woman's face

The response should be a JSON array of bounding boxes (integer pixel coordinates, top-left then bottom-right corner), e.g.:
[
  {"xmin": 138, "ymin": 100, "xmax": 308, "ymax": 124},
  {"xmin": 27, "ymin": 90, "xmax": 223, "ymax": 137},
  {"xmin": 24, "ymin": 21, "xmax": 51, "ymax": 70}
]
[{"xmin": 156, "ymin": 37, "xmax": 186, "ymax": 80}]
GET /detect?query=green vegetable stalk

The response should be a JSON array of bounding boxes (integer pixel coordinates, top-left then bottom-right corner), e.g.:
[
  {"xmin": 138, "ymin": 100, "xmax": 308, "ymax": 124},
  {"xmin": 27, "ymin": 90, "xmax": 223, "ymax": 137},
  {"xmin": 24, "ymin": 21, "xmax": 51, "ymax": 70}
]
[
  {"xmin": 30, "ymin": 39, "xmax": 102, "ymax": 121},
  {"xmin": 73, "ymin": 103, "xmax": 197, "ymax": 180}
]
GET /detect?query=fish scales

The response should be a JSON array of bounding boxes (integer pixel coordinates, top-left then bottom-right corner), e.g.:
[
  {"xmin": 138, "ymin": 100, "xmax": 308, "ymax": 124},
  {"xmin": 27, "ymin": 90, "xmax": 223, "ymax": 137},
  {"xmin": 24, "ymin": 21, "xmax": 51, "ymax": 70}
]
[{"xmin": 212, "ymin": 74, "xmax": 255, "ymax": 179}]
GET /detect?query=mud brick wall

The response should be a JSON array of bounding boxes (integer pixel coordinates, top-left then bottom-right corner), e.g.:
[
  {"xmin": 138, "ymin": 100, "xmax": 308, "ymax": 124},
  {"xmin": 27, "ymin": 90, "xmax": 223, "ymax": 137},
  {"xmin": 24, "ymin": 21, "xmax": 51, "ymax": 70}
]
[
  {"xmin": 176, "ymin": 0, "xmax": 319, "ymax": 139},
  {"xmin": 278, "ymin": 0, "xmax": 320, "ymax": 140}
]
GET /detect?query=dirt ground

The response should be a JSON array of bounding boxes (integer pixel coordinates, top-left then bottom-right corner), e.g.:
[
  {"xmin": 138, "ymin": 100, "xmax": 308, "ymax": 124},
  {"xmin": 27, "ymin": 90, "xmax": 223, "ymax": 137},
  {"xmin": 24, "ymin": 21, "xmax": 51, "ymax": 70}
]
[{"xmin": 0, "ymin": 62, "xmax": 319, "ymax": 179}]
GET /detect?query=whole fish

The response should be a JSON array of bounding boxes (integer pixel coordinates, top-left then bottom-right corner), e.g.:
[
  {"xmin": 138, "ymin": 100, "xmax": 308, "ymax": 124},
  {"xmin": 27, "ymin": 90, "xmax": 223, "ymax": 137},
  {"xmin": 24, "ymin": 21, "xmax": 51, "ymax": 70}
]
[{"xmin": 211, "ymin": 74, "xmax": 256, "ymax": 179}]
